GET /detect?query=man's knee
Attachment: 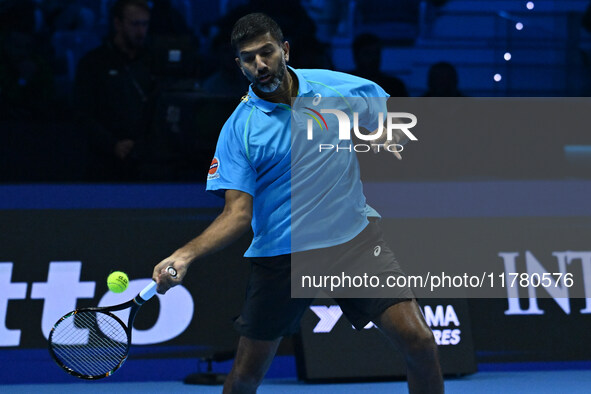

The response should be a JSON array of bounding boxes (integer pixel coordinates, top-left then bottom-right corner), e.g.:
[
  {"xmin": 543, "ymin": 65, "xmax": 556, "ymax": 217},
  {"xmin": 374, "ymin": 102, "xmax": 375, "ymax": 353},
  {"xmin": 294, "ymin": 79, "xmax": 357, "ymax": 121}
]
[{"xmin": 402, "ymin": 326, "xmax": 438, "ymax": 362}]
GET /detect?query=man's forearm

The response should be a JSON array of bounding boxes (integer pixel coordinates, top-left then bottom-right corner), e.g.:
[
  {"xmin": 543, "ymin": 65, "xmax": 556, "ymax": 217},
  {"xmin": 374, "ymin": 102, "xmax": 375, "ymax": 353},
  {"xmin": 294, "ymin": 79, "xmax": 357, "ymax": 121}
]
[
  {"xmin": 172, "ymin": 208, "xmax": 251, "ymax": 264},
  {"xmin": 171, "ymin": 189, "xmax": 253, "ymax": 265},
  {"xmin": 152, "ymin": 190, "xmax": 253, "ymax": 294}
]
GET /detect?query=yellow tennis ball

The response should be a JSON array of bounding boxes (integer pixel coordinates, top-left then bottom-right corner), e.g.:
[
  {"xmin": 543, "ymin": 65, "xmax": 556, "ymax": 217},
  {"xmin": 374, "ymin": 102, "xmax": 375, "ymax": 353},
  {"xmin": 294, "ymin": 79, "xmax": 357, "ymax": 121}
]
[{"xmin": 107, "ymin": 271, "xmax": 129, "ymax": 293}]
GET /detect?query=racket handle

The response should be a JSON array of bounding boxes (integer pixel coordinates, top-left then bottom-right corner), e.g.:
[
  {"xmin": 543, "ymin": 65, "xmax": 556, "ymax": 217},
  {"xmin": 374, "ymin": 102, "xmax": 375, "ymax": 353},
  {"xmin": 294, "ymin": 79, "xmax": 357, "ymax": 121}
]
[
  {"xmin": 139, "ymin": 281, "xmax": 158, "ymax": 301},
  {"xmin": 139, "ymin": 267, "xmax": 177, "ymax": 301}
]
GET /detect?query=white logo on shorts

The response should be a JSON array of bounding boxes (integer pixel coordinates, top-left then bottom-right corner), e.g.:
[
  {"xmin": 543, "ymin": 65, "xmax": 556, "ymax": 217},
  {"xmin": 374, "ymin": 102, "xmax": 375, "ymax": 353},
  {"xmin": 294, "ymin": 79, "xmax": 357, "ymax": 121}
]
[{"xmin": 373, "ymin": 246, "xmax": 381, "ymax": 257}]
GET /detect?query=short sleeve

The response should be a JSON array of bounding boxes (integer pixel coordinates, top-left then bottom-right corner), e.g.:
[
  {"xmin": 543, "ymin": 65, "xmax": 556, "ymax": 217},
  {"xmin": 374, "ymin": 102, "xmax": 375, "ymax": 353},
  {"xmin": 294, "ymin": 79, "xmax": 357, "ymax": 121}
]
[
  {"xmin": 357, "ymin": 82, "xmax": 389, "ymax": 131},
  {"xmin": 206, "ymin": 118, "xmax": 256, "ymax": 197}
]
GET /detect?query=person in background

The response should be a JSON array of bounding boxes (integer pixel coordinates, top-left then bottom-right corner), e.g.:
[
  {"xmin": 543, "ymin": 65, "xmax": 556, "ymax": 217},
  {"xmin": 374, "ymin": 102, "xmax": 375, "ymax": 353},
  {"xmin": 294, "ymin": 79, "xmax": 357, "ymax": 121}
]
[
  {"xmin": 352, "ymin": 33, "xmax": 408, "ymax": 97},
  {"xmin": 0, "ymin": 30, "xmax": 55, "ymax": 121},
  {"xmin": 422, "ymin": 61, "xmax": 464, "ymax": 97},
  {"xmin": 202, "ymin": 30, "xmax": 250, "ymax": 97},
  {"xmin": 74, "ymin": 0, "xmax": 156, "ymax": 181},
  {"xmin": 212, "ymin": 0, "xmax": 332, "ymax": 70},
  {"xmin": 149, "ymin": 0, "xmax": 190, "ymax": 36},
  {"xmin": 41, "ymin": 0, "xmax": 96, "ymax": 33}
]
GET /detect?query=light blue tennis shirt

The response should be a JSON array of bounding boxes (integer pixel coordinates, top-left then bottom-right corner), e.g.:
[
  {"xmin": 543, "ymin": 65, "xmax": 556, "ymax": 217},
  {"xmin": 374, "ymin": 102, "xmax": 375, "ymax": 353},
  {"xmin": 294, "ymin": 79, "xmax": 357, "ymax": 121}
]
[{"xmin": 206, "ymin": 67, "xmax": 388, "ymax": 257}]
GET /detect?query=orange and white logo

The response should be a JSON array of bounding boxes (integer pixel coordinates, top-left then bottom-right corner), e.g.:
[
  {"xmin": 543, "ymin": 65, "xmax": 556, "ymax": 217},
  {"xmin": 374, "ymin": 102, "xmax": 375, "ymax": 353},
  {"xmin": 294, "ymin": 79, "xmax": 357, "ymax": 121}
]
[{"xmin": 208, "ymin": 157, "xmax": 220, "ymax": 180}]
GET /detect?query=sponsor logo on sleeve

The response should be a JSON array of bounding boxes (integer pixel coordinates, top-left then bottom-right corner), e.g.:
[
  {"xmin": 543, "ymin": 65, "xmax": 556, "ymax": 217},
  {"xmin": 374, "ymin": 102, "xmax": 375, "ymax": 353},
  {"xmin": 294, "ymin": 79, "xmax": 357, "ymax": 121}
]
[{"xmin": 207, "ymin": 157, "xmax": 220, "ymax": 180}]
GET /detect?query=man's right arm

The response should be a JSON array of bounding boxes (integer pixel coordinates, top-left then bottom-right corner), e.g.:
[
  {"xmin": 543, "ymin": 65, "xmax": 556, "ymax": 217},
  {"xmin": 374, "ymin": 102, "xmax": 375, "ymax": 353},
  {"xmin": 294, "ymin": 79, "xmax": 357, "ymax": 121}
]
[{"xmin": 152, "ymin": 189, "xmax": 253, "ymax": 294}]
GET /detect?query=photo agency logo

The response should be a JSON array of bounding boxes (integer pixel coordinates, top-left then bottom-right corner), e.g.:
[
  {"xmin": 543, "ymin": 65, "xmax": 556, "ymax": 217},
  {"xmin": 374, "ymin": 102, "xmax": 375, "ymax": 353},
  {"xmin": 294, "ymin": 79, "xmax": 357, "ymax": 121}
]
[{"xmin": 303, "ymin": 102, "xmax": 418, "ymax": 153}]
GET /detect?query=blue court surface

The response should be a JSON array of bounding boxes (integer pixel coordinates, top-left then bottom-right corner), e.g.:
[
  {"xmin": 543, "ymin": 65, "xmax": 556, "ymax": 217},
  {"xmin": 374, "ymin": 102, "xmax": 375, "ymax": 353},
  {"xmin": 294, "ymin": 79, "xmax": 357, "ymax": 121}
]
[
  {"xmin": 2, "ymin": 369, "xmax": 590, "ymax": 393},
  {"xmin": 1, "ymin": 349, "xmax": 590, "ymax": 393}
]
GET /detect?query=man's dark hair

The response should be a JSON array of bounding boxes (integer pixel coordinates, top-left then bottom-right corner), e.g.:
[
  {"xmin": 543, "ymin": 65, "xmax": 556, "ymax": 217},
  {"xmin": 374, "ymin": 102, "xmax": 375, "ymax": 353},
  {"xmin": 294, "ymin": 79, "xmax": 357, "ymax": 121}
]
[
  {"xmin": 111, "ymin": 0, "xmax": 150, "ymax": 20},
  {"xmin": 231, "ymin": 13, "xmax": 284, "ymax": 53}
]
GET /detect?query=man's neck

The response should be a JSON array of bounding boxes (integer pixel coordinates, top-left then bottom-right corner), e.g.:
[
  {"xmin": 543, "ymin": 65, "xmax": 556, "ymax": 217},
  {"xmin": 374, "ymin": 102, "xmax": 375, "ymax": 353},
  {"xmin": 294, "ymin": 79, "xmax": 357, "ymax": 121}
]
[{"xmin": 255, "ymin": 68, "xmax": 298, "ymax": 106}]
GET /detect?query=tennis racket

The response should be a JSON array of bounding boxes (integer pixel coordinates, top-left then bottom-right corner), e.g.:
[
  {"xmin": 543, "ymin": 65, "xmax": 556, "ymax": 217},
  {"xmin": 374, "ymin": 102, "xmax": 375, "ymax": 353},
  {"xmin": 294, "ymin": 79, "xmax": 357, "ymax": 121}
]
[{"xmin": 48, "ymin": 266, "xmax": 177, "ymax": 380}]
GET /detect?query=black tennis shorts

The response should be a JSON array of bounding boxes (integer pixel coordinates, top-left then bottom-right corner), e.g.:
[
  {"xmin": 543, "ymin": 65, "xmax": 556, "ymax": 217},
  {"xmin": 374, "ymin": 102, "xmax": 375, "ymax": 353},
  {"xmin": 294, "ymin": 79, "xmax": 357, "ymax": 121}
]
[{"xmin": 233, "ymin": 221, "xmax": 414, "ymax": 340}]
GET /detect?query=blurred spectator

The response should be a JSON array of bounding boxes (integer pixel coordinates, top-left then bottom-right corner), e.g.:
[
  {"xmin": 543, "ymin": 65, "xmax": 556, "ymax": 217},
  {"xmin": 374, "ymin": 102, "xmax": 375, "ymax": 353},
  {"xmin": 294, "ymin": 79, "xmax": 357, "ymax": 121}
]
[
  {"xmin": 148, "ymin": 0, "xmax": 201, "ymax": 84},
  {"xmin": 291, "ymin": 34, "xmax": 333, "ymax": 69},
  {"xmin": 149, "ymin": 0, "xmax": 190, "ymax": 36},
  {"xmin": 301, "ymin": 0, "xmax": 350, "ymax": 42},
  {"xmin": 202, "ymin": 31, "xmax": 249, "ymax": 97},
  {"xmin": 41, "ymin": 0, "xmax": 96, "ymax": 33},
  {"xmin": 213, "ymin": 0, "xmax": 332, "ymax": 69},
  {"xmin": 351, "ymin": 33, "xmax": 408, "ymax": 97},
  {"xmin": 422, "ymin": 61, "xmax": 464, "ymax": 97},
  {"xmin": 74, "ymin": 0, "xmax": 157, "ymax": 181},
  {"xmin": 250, "ymin": 0, "xmax": 333, "ymax": 69},
  {"xmin": 0, "ymin": 30, "xmax": 55, "ymax": 120}
]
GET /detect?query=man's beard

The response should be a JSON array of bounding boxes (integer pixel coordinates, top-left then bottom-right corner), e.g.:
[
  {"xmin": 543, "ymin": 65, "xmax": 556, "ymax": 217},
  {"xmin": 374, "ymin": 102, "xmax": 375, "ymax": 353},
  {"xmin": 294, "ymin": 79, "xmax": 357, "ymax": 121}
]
[{"xmin": 253, "ymin": 56, "xmax": 286, "ymax": 93}]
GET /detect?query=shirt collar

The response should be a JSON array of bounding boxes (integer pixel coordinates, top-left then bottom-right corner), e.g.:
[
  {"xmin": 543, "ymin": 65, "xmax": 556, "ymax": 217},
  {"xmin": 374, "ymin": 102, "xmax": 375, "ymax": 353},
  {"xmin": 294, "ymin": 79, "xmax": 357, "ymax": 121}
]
[{"xmin": 245, "ymin": 66, "xmax": 313, "ymax": 113}]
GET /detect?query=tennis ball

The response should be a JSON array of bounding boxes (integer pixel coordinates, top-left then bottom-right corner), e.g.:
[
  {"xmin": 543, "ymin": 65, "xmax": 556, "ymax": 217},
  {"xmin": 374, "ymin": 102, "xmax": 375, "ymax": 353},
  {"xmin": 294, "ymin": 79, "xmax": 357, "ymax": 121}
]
[{"xmin": 107, "ymin": 271, "xmax": 129, "ymax": 293}]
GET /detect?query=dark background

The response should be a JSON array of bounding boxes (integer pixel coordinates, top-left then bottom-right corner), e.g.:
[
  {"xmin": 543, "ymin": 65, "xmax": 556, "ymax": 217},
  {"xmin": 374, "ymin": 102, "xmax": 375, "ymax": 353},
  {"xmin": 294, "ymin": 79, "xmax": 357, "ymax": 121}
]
[
  {"xmin": 1, "ymin": 0, "xmax": 591, "ymax": 384},
  {"xmin": 1, "ymin": 0, "xmax": 591, "ymax": 183}
]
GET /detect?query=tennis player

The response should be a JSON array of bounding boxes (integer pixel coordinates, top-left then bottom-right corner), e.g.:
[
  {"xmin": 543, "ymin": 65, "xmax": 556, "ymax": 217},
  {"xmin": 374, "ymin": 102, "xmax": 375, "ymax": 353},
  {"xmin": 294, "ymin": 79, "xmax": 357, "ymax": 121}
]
[{"xmin": 153, "ymin": 13, "xmax": 444, "ymax": 394}]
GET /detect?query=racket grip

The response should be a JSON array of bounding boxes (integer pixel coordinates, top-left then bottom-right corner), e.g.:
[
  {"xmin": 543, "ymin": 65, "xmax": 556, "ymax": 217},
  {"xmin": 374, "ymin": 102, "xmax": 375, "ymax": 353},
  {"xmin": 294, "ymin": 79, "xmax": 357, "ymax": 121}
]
[
  {"xmin": 139, "ymin": 281, "xmax": 158, "ymax": 301},
  {"xmin": 139, "ymin": 267, "xmax": 176, "ymax": 301}
]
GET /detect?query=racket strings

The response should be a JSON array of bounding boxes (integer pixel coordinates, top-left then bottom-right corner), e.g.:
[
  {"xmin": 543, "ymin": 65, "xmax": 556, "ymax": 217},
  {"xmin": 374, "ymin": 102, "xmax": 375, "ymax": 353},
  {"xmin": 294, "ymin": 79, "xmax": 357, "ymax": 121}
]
[{"xmin": 50, "ymin": 311, "xmax": 129, "ymax": 377}]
